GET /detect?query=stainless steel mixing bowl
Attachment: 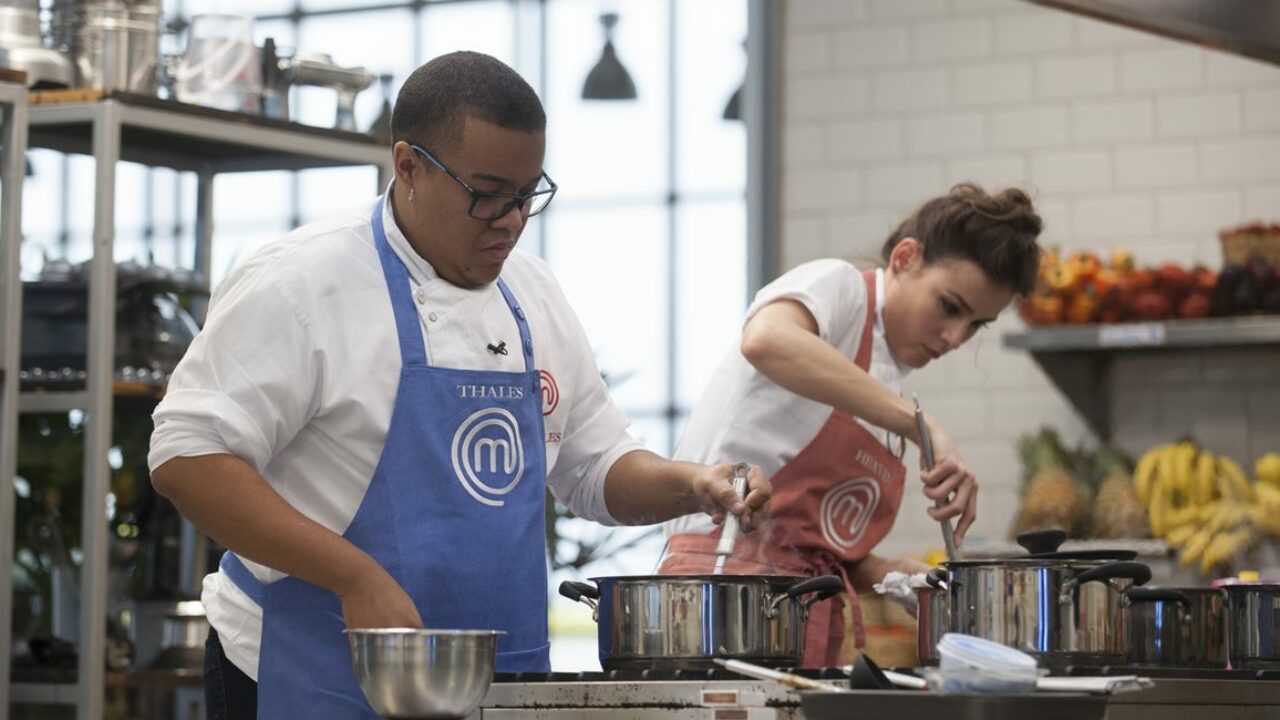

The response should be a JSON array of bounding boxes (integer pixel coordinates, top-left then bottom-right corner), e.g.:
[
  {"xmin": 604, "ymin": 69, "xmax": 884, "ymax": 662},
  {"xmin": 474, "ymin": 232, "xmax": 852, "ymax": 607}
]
[{"xmin": 346, "ymin": 629, "xmax": 502, "ymax": 719}]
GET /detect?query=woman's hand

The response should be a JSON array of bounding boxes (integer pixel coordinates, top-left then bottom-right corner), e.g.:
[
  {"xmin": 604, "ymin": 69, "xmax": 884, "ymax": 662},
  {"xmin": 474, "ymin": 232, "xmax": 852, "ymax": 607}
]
[
  {"xmin": 920, "ymin": 418, "xmax": 978, "ymax": 544},
  {"xmin": 692, "ymin": 463, "xmax": 771, "ymax": 532}
]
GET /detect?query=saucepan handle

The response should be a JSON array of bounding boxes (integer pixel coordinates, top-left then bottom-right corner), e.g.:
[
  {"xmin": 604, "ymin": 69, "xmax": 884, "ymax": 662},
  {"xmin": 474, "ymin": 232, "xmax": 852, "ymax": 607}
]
[
  {"xmin": 557, "ymin": 580, "xmax": 600, "ymax": 621},
  {"xmin": 774, "ymin": 574, "xmax": 844, "ymax": 619},
  {"xmin": 1123, "ymin": 587, "xmax": 1191, "ymax": 607},
  {"xmin": 926, "ymin": 567, "xmax": 949, "ymax": 591},
  {"xmin": 1061, "ymin": 561, "xmax": 1152, "ymax": 605}
]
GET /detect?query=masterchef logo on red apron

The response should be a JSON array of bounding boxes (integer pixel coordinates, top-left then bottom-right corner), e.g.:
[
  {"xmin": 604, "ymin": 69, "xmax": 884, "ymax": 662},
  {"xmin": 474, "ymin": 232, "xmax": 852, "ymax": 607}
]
[
  {"xmin": 539, "ymin": 369, "xmax": 559, "ymax": 416},
  {"xmin": 819, "ymin": 477, "xmax": 881, "ymax": 551},
  {"xmin": 451, "ymin": 407, "xmax": 525, "ymax": 507}
]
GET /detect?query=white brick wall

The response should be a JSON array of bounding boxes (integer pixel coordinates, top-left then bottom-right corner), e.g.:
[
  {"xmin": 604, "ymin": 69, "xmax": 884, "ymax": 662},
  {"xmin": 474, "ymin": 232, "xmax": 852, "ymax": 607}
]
[{"xmin": 779, "ymin": 0, "xmax": 1280, "ymax": 558}]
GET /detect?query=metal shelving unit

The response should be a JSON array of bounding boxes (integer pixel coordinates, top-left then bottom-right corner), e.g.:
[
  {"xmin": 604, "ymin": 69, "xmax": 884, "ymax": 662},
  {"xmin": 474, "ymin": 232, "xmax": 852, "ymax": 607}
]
[
  {"xmin": 0, "ymin": 74, "xmax": 30, "ymax": 714},
  {"xmin": 4, "ymin": 92, "xmax": 391, "ymax": 719},
  {"xmin": 1002, "ymin": 316, "xmax": 1280, "ymax": 437}
]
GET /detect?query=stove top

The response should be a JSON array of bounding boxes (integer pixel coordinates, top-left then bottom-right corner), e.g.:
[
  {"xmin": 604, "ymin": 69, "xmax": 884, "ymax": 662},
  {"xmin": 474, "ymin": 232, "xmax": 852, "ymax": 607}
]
[
  {"xmin": 1062, "ymin": 665, "xmax": 1280, "ymax": 681},
  {"xmin": 493, "ymin": 667, "xmax": 850, "ymax": 683}
]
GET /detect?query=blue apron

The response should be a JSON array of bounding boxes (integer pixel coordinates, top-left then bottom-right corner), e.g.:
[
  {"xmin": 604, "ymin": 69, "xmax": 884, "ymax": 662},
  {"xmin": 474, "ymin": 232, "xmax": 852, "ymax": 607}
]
[{"xmin": 220, "ymin": 196, "xmax": 551, "ymax": 718}]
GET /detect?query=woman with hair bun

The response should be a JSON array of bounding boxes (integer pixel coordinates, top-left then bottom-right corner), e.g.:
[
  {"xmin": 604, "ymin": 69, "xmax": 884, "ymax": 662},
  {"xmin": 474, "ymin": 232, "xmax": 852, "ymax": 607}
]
[{"xmin": 660, "ymin": 183, "xmax": 1044, "ymax": 667}]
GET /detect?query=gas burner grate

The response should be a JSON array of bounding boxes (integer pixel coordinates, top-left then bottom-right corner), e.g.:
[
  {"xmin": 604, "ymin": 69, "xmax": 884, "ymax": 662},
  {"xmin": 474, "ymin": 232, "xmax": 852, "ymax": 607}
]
[
  {"xmin": 1063, "ymin": 665, "xmax": 1280, "ymax": 680},
  {"xmin": 494, "ymin": 666, "xmax": 851, "ymax": 683}
]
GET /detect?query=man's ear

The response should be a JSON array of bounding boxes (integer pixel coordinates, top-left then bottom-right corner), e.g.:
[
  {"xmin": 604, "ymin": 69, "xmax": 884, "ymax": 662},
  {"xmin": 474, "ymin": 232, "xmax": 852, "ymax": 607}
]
[{"xmin": 392, "ymin": 141, "xmax": 418, "ymax": 185}]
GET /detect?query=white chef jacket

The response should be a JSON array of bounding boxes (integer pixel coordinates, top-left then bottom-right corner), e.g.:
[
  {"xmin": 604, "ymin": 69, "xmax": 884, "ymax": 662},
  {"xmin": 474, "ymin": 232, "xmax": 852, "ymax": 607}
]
[
  {"xmin": 665, "ymin": 261, "xmax": 909, "ymax": 537},
  {"xmin": 148, "ymin": 192, "xmax": 642, "ymax": 679}
]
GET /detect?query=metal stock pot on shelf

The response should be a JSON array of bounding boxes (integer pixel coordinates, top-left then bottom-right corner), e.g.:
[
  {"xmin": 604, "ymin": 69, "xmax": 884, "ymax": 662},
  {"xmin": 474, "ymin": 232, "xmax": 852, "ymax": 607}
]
[
  {"xmin": 559, "ymin": 574, "xmax": 843, "ymax": 670},
  {"xmin": 929, "ymin": 529, "xmax": 1153, "ymax": 668}
]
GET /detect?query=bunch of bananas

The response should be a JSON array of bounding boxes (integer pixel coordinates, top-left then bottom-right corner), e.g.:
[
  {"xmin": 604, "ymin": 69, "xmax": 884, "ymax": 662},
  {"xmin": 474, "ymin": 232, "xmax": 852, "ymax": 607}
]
[{"xmin": 1133, "ymin": 441, "xmax": 1260, "ymax": 574}]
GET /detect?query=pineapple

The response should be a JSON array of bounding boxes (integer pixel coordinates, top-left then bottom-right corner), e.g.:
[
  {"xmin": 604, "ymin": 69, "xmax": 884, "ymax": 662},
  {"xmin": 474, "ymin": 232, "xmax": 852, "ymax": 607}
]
[
  {"xmin": 1091, "ymin": 468, "xmax": 1151, "ymax": 539},
  {"xmin": 1010, "ymin": 429, "xmax": 1092, "ymax": 538}
]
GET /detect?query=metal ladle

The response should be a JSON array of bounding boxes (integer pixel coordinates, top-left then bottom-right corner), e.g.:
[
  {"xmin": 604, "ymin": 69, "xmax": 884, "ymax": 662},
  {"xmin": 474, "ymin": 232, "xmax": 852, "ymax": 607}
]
[
  {"xmin": 913, "ymin": 393, "xmax": 960, "ymax": 562},
  {"xmin": 712, "ymin": 462, "xmax": 750, "ymax": 574}
]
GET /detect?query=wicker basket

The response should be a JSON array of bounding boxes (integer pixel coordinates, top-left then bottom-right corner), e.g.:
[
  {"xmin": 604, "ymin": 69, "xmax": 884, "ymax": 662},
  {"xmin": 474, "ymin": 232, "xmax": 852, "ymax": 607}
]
[{"xmin": 1220, "ymin": 222, "xmax": 1280, "ymax": 266}]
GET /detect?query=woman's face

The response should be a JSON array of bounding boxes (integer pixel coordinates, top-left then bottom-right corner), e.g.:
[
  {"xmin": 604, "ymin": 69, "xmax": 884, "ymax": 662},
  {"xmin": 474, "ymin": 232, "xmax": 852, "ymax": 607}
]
[{"xmin": 882, "ymin": 238, "xmax": 1014, "ymax": 369}]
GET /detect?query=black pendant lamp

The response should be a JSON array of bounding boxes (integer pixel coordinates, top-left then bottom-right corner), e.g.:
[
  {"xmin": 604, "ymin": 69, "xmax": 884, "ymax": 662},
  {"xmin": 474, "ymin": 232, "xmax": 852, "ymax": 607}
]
[{"xmin": 582, "ymin": 13, "xmax": 636, "ymax": 100}]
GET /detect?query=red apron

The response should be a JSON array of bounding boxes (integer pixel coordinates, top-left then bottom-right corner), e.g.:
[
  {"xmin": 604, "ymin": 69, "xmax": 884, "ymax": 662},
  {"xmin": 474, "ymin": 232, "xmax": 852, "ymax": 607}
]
[{"xmin": 660, "ymin": 269, "xmax": 906, "ymax": 667}]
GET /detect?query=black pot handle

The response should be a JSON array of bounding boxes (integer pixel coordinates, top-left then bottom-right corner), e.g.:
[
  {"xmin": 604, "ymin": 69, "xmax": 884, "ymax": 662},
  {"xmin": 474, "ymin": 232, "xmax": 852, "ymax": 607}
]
[
  {"xmin": 1124, "ymin": 587, "xmax": 1191, "ymax": 606},
  {"xmin": 558, "ymin": 580, "xmax": 600, "ymax": 602},
  {"xmin": 1074, "ymin": 561, "xmax": 1152, "ymax": 588},
  {"xmin": 1016, "ymin": 529, "xmax": 1067, "ymax": 555},
  {"xmin": 926, "ymin": 568, "xmax": 949, "ymax": 590},
  {"xmin": 786, "ymin": 574, "xmax": 845, "ymax": 602}
]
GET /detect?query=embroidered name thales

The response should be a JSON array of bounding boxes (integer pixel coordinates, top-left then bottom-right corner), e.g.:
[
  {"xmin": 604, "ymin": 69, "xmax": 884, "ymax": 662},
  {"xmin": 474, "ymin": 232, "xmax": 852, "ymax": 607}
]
[{"xmin": 456, "ymin": 384, "xmax": 525, "ymax": 400}]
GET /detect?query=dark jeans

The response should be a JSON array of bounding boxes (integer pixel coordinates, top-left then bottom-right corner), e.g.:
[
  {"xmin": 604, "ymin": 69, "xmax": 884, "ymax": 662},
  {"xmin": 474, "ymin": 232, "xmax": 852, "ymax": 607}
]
[{"xmin": 204, "ymin": 628, "xmax": 258, "ymax": 720}]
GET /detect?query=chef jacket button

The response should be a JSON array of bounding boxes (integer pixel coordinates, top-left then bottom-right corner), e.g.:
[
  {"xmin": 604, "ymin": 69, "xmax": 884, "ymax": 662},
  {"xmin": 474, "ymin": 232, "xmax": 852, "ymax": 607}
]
[
  {"xmin": 428, "ymin": 312, "xmax": 439, "ymax": 322},
  {"xmin": 415, "ymin": 289, "xmax": 426, "ymax": 304}
]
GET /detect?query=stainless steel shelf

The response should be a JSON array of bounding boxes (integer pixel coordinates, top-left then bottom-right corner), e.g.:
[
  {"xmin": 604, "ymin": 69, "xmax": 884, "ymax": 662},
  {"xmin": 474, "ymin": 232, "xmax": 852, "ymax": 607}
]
[
  {"xmin": 1003, "ymin": 316, "xmax": 1280, "ymax": 353},
  {"xmin": 1001, "ymin": 316, "xmax": 1280, "ymax": 438},
  {"xmin": 11, "ymin": 681, "xmax": 79, "ymax": 705}
]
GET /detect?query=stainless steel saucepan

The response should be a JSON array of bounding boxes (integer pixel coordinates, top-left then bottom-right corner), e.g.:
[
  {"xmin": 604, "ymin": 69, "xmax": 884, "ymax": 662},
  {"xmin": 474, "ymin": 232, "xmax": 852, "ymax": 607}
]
[{"xmin": 560, "ymin": 574, "xmax": 844, "ymax": 670}]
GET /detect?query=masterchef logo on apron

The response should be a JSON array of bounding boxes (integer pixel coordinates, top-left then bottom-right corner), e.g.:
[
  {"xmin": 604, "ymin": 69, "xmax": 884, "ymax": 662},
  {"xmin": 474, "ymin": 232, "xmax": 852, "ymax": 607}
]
[
  {"xmin": 819, "ymin": 477, "xmax": 881, "ymax": 551},
  {"xmin": 451, "ymin": 407, "xmax": 525, "ymax": 507}
]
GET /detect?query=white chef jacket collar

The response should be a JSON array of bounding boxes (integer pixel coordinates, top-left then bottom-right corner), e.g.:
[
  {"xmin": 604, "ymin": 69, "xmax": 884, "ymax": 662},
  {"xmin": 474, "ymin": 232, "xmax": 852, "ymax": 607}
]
[
  {"xmin": 874, "ymin": 267, "xmax": 912, "ymax": 377},
  {"xmin": 381, "ymin": 181, "xmax": 441, "ymax": 287}
]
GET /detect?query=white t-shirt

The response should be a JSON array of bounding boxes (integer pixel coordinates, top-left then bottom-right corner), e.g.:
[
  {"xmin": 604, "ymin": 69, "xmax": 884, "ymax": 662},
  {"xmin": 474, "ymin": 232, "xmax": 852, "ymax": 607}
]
[
  {"xmin": 148, "ymin": 193, "xmax": 642, "ymax": 680},
  {"xmin": 665, "ymin": 260, "xmax": 909, "ymax": 537}
]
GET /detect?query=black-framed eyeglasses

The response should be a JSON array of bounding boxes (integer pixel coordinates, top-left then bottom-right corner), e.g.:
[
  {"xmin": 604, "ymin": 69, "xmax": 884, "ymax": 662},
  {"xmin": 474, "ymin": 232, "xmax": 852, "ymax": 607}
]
[{"xmin": 410, "ymin": 144, "xmax": 557, "ymax": 221}]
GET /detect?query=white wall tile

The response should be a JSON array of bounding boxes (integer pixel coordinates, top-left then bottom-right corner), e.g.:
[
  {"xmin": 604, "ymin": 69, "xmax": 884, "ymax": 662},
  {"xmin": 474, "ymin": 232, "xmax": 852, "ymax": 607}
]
[
  {"xmin": 1157, "ymin": 92, "xmax": 1241, "ymax": 138},
  {"xmin": 953, "ymin": 61, "xmax": 1033, "ymax": 106},
  {"xmin": 1036, "ymin": 55, "xmax": 1117, "ymax": 99},
  {"xmin": 1202, "ymin": 349, "xmax": 1280, "ymax": 383},
  {"xmin": 994, "ymin": 13, "xmax": 1072, "ymax": 55},
  {"xmin": 1155, "ymin": 190, "xmax": 1241, "ymax": 236},
  {"xmin": 1115, "ymin": 145, "xmax": 1197, "ymax": 190},
  {"xmin": 951, "ymin": 0, "xmax": 1020, "ymax": 11},
  {"xmin": 1072, "ymin": 195, "xmax": 1154, "ymax": 240},
  {"xmin": 826, "ymin": 211, "xmax": 897, "ymax": 260},
  {"xmin": 1244, "ymin": 185, "xmax": 1280, "ymax": 219},
  {"xmin": 786, "ymin": 0, "xmax": 868, "ymax": 29},
  {"xmin": 1244, "ymin": 88, "xmax": 1280, "ymax": 133},
  {"xmin": 908, "ymin": 113, "xmax": 986, "ymax": 157},
  {"xmin": 785, "ymin": 75, "xmax": 871, "ymax": 119},
  {"xmin": 784, "ymin": 123, "xmax": 827, "ymax": 168},
  {"xmin": 1120, "ymin": 47, "xmax": 1204, "ymax": 93},
  {"xmin": 989, "ymin": 106, "xmax": 1069, "ymax": 150},
  {"xmin": 781, "ymin": 214, "xmax": 827, "ymax": 270},
  {"xmin": 832, "ymin": 26, "xmax": 910, "ymax": 69},
  {"xmin": 912, "ymin": 18, "xmax": 991, "ymax": 63},
  {"xmin": 1072, "ymin": 99, "xmax": 1153, "ymax": 143},
  {"xmin": 1074, "ymin": 16, "xmax": 1165, "ymax": 49},
  {"xmin": 946, "ymin": 155, "xmax": 1029, "ymax": 188},
  {"xmin": 1112, "ymin": 355, "xmax": 1202, "ymax": 387},
  {"xmin": 1034, "ymin": 198, "xmax": 1072, "ymax": 241},
  {"xmin": 872, "ymin": 69, "xmax": 948, "ymax": 112},
  {"xmin": 865, "ymin": 162, "xmax": 946, "ymax": 208},
  {"xmin": 828, "ymin": 118, "xmax": 904, "ymax": 162},
  {"xmin": 1205, "ymin": 51, "xmax": 1280, "ymax": 87},
  {"xmin": 1202, "ymin": 138, "xmax": 1280, "ymax": 183},
  {"xmin": 1029, "ymin": 150, "xmax": 1111, "ymax": 194},
  {"xmin": 784, "ymin": 168, "xmax": 863, "ymax": 211},
  {"xmin": 870, "ymin": 0, "xmax": 948, "ymax": 20},
  {"xmin": 787, "ymin": 31, "xmax": 831, "ymax": 73}
]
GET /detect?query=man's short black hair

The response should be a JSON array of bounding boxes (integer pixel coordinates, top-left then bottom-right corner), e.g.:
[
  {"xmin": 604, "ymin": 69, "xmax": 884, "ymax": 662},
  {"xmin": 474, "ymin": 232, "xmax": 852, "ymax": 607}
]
[{"xmin": 391, "ymin": 51, "xmax": 546, "ymax": 151}]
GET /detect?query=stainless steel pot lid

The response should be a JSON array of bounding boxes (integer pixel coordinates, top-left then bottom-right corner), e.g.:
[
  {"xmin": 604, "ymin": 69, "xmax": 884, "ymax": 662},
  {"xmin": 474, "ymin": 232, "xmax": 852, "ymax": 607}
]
[{"xmin": 948, "ymin": 529, "xmax": 1136, "ymax": 563}]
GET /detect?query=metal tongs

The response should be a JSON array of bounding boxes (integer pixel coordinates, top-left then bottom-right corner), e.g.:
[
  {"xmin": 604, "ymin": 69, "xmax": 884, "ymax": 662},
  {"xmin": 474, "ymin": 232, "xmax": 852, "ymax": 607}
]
[
  {"xmin": 913, "ymin": 393, "xmax": 960, "ymax": 562},
  {"xmin": 712, "ymin": 462, "xmax": 751, "ymax": 574}
]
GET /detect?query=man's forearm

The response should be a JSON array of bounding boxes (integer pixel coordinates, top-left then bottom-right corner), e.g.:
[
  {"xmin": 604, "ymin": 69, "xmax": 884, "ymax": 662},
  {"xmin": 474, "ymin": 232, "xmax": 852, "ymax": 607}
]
[
  {"xmin": 602, "ymin": 450, "xmax": 700, "ymax": 525},
  {"xmin": 151, "ymin": 453, "xmax": 382, "ymax": 597}
]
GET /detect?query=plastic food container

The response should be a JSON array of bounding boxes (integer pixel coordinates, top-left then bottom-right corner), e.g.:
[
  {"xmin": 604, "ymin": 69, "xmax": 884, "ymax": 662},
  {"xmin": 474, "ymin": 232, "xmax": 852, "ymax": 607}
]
[{"xmin": 926, "ymin": 633, "xmax": 1044, "ymax": 694}]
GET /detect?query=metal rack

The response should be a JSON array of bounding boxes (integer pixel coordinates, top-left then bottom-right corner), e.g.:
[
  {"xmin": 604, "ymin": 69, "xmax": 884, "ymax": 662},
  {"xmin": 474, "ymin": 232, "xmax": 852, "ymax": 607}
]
[
  {"xmin": 3, "ymin": 92, "xmax": 391, "ymax": 719},
  {"xmin": 1002, "ymin": 316, "xmax": 1280, "ymax": 436},
  {"xmin": 1, "ymin": 74, "xmax": 30, "ymax": 713}
]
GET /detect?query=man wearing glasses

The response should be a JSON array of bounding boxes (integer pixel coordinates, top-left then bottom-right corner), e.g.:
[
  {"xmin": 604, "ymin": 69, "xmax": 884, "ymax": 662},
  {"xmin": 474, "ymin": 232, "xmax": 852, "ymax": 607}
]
[{"xmin": 147, "ymin": 51, "xmax": 770, "ymax": 719}]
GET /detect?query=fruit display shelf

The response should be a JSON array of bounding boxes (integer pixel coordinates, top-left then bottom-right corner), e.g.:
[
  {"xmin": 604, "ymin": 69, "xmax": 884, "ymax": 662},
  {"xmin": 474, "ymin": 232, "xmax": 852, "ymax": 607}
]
[{"xmin": 1001, "ymin": 316, "xmax": 1280, "ymax": 437}]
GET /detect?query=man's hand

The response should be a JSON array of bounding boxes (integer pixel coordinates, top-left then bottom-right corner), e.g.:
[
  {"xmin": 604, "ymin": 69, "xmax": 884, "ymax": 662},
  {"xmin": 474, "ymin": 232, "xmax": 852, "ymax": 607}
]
[
  {"xmin": 337, "ymin": 566, "xmax": 424, "ymax": 631},
  {"xmin": 920, "ymin": 418, "xmax": 978, "ymax": 544},
  {"xmin": 691, "ymin": 463, "xmax": 771, "ymax": 531}
]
